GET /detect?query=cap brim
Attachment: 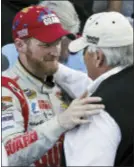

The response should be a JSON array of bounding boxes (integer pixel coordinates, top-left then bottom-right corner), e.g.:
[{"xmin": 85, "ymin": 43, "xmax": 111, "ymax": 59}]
[
  {"xmin": 69, "ymin": 37, "xmax": 89, "ymax": 53},
  {"xmin": 31, "ymin": 24, "xmax": 73, "ymax": 43}
]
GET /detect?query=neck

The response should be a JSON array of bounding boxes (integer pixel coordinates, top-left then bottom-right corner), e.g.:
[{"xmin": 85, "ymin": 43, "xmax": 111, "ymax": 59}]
[{"xmin": 93, "ymin": 66, "xmax": 114, "ymax": 80}]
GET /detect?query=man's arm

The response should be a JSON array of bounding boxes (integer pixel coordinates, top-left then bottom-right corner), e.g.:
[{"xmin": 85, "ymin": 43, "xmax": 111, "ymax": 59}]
[
  {"xmin": 2, "ymin": 87, "xmax": 65, "ymax": 166},
  {"xmin": 64, "ymin": 110, "xmax": 121, "ymax": 166},
  {"xmin": 54, "ymin": 63, "xmax": 93, "ymax": 98},
  {"xmin": 107, "ymin": 0, "xmax": 122, "ymax": 12}
]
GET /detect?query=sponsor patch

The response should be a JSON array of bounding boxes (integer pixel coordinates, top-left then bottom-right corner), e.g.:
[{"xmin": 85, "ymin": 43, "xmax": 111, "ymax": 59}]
[
  {"xmin": 38, "ymin": 13, "xmax": 60, "ymax": 26},
  {"xmin": 2, "ymin": 102, "xmax": 13, "ymax": 111},
  {"xmin": 2, "ymin": 96, "xmax": 12, "ymax": 102},
  {"xmin": 5, "ymin": 131, "xmax": 38, "ymax": 156},
  {"xmin": 60, "ymin": 102, "xmax": 68, "ymax": 111},
  {"xmin": 2, "ymin": 113, "xmax": 14, "ymax": 131},
  {"xmin": 24, "ymin": 89, "xmax": 37, "ymax": 99},
  {"xmin": 17, "ymin": 28, "xmax": 28, "ymax": 38},
  {"xmin": 2, "ymin": 125, "xmax": 14, "ymax": 131},
  {"xmin": 31, "ymin": 102, "xmax": 40, "ymax": 114},
  {"xmin": 38, "ymin": 100, "xmax": 51, "ymax": 110},
  {"xmin": 86, "ymin": 35, "xmax": 99, "ymax": 45},
  {"xmin": 55, "ymin": 91, "xmax": 62, "ymax": 100}
]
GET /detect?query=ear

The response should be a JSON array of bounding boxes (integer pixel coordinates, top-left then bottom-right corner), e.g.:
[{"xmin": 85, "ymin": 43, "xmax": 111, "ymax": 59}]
[
  {"xmin": 14, "ymin": 38, "xmax": 27, "ymax": 53},
  {"xmin": 94, "ymin": 49, "xmax": 105, "ymax": 68}
]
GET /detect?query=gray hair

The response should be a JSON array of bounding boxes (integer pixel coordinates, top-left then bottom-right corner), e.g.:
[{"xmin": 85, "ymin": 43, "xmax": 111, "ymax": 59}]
[
  {"xmin": 39, "ymin": 1, "xmax": 80, "ymax": 34},
  {"xmin": 87, "ymin": 44, "xmax": 133, "ymax": 66}
]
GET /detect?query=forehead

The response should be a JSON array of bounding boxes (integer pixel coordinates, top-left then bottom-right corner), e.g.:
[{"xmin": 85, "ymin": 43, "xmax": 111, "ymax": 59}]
[{"xmin": 29, "ymin": 37, "xmax": 61, "ymax": 46}]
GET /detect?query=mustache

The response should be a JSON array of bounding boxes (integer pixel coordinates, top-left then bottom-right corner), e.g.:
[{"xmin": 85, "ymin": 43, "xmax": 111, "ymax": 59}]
[{"xmin": 41, "ymin": 57, "xmax": 59, "ymax": 61}]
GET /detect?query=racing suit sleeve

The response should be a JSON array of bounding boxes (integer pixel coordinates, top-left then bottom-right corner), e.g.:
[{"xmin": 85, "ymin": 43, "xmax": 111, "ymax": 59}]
[
  {"xmin": 2, "ymin": 87, "xmax": 65, "ymax": 166},
  {"xmin": 54, "ymin": 63, "xmax": 93, "ymax": 98}
]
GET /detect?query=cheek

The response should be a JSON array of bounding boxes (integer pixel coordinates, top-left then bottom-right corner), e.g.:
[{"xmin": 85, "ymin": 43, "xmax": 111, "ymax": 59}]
[
  {"xmin": 84, "ymin": 54, "xmax": 89, "ymax": 67},
  {"xmin": 84, "ymin": 54, "xmax": 94, "ymax": 78}
]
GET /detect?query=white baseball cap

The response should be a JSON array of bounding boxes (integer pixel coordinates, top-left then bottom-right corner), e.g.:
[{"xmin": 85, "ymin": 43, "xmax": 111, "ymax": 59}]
[{"xmin": 69, "ymin": 12, "xmax": 133, "ymax": 52}]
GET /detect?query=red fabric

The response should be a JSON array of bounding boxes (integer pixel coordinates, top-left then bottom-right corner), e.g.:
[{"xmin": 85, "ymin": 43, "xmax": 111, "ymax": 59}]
[
  {"xmin": 2, "ymin": 76, "xmax": 29, "ymax": 131},
  {"xmin": 5, "ymin": 131, "xmax": 38, "ymax": 156},
  {"xmin": 34, "ymin": 135, "xmax": 64, "ymax": 167},
  {"xmin": 12, "ymin": 5, "xmax": 71, "ymax": 43}
]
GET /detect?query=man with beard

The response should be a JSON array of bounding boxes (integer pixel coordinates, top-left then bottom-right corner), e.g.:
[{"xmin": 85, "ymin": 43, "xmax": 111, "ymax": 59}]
[{"xmin": 2, "ymin": 6, "xmax": 105, "ymax": 166}]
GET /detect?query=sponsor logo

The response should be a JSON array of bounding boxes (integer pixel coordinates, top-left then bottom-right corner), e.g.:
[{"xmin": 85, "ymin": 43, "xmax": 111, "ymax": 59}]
[
  {"xmin": 60, "ymin": 102, "xmax": 68, "ymax": 112},
  {"xmin": 43, "ymin": 14, "xmax": 60, "ymax": 25},
  {"xmin": 86, "ymin": 35, "xmax": 99, "ymax": 45},
  {"xmin": 17, "ymin": 28, "xmax": 28, "ymax": 38},
  {"xmin": 2, "ymin": 113, "xmax": 14, "ymax": 122},
  {"xmin": 2, "ymin": 102, "xmax": 13, "ymax": 111},
  {"xmin": 38, "ymin": 100, "xmax": 51, "ymax": 110},
  {"xmin": 2, "ymin": 96, "xmax": 12, "ymax": 102},
  {"xmin": 55, "ymin": 91, "xmax": 62, "ymax": 100},
  {"xmin": 29, "ymin": 120, "xmax": 44, "ymax": 126},
  {"xmin": 24, "ymin": 89, "xmax": 37, "ymax": 99},
  {"xmin": 5, "ymin": 131, "xmax": 38, "ymax": 156},
  {"xmin": 38, "ymin": 12, "xmax": 60, "ymax": 26},
  {"xmin": 2, "ymin": 113, "xmax": 14, "ymax": 131},
  {"xmin": 31, "ymin": 102, "xmax": 39, "ymax": 114},
  {"xmin": 2, "ymin": 125, "xmax": 14, "ymax": 131}
]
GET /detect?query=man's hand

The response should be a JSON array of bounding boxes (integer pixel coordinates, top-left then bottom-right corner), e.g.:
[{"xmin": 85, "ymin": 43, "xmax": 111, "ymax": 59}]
[{"xmin": 57, "ymin": 96, "xmax": 105, "ymax": 130}]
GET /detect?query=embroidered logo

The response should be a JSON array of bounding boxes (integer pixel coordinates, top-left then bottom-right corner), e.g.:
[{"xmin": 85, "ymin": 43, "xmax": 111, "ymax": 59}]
[{"xmin": 86, "ymin": 35, "xmax": 99, "ymax": 45}]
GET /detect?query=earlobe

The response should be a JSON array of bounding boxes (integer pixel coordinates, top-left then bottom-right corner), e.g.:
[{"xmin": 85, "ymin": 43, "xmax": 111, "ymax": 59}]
[{"xmin": 15, "ymin": 38, "xmax": 25, "ymax": 53}]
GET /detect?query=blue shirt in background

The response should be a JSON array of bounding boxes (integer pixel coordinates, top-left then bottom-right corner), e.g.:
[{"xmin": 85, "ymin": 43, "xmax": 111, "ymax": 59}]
[{"xmin": 64, "ymin": 50, "xmax": 87, "ymax": 73}]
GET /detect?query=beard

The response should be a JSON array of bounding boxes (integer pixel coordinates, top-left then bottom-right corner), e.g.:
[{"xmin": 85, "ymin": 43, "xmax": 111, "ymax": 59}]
[{"xmin": 25, "ymin": 47, "xmax": 59, "ymax": 78}]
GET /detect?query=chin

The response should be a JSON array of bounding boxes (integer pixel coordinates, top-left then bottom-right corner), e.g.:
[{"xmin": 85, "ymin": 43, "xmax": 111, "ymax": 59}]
[{"xmin": 46, "ymin": 67, "xmax": 58, "ymax": 75}]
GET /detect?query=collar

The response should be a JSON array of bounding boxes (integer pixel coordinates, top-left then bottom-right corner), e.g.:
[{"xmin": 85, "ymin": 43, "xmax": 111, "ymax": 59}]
[
  {"xmin": 15, "ymin": 60, "xmax": 55, "ymax": 93},
  {"xmin": 88, "ymin": 66, "xmax": 128, "ymax": 96}
]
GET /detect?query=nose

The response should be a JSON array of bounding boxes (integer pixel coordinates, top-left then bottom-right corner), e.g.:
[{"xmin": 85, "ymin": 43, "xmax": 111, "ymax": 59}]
[{"xmin": 49, "ymin": 45, "xmax": 60, "ymax": 57}]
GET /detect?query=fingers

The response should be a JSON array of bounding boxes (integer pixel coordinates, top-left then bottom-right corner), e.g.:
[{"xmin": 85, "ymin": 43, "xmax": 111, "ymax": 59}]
[
  {"xmin": 79, "ymin": 97, "xmax": 102, "ymax": 105},
  {"xmin": 73, "ymin": 109, "xmax": 100, "ymax": 118},
  {"xmin": 79, "ymin": 104, "xmax": 105, "ymax": 110}
]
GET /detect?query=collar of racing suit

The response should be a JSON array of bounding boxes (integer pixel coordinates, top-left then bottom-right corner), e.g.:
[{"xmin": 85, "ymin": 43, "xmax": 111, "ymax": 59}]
[{"xmin": 15, "ymin": 59, "xmax": 55, "ymax": 94}]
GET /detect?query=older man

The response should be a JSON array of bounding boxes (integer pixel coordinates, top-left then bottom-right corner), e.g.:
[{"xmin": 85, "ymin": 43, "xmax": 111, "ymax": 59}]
[
  {"xmin": 2, "ymin": 6, "xmax": 104, "ymax": 166},
  {"xmin": 63, "ymin": 12, "xmax": 133, "ymax": 166}
]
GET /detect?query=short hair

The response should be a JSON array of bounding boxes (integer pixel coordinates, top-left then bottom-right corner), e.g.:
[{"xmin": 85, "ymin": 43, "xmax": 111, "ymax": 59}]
[
  {"xmin": 39, "ymin": 1, "xmax": 80, "ymax": 34},
  {"xmin": 87, "ymin": 44, "xmax": 133, "ymax": 66}
]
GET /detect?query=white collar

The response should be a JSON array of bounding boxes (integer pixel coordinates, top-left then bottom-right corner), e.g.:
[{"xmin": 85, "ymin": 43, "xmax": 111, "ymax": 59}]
[{"xmin": 88, "ymin": 66, "xmax": 127, "ymax": 96}]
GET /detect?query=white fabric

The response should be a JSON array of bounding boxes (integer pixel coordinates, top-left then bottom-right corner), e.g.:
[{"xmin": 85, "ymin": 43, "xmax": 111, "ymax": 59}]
[
  {"xmin": 69, "ymin": 12, "xmax": 133, "ymax": 52},
  {"xmin": 2, "ymin": 143, "xmax": 8, "ymax": 166},
  {"xmin": 54, "ymin": 63, "xmax": 92, "ymax": 98},
  {"xmin": 64, "ymin": 66, "xmax": 124, "ymax": 166}
]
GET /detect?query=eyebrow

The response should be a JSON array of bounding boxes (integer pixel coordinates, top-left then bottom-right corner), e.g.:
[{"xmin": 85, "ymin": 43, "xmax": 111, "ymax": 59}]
[{"xmin": 38, "ymin": 39, "xmax": 61, "ymax": 47}]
